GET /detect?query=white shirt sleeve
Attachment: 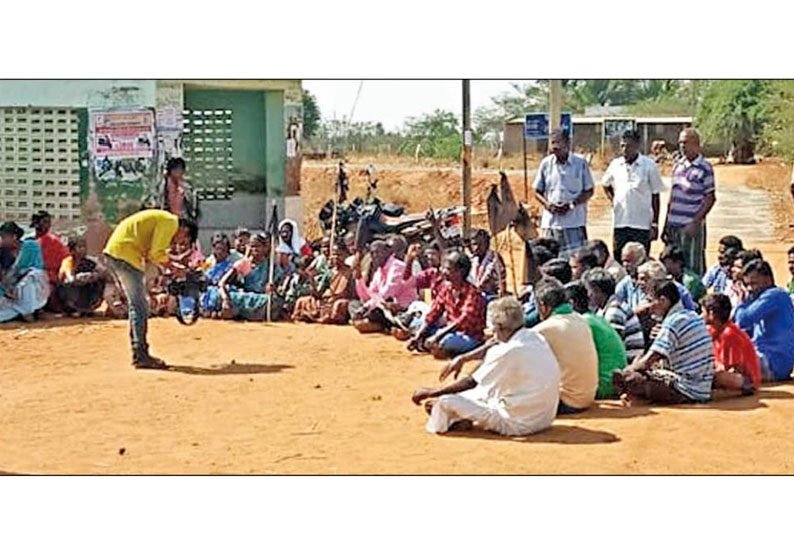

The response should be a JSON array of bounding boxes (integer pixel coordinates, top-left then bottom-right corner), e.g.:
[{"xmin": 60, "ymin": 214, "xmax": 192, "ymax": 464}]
[
  {"xmin": 532, "ymin": 160, "xmax": 547, "ymax": 194},
  {"xmin": 601, "ymin": 161, "xmax": 616, "ymax": 187}
]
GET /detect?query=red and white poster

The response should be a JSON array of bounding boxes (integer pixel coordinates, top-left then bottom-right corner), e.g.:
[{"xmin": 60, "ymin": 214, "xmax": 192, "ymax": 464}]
[
  {"xmin": 90, "ymin": 109, "xmax": 155, "ymax": 159},
  {"xmin": 89, "ymin": 109, "xmax": 156, "ymax": 183}
]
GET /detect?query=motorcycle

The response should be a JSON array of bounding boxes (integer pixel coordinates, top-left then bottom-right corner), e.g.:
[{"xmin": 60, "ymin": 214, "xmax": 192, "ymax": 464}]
[{"xmin": 318, "ymin": 162, "xmax": 466, "ymax": 251}]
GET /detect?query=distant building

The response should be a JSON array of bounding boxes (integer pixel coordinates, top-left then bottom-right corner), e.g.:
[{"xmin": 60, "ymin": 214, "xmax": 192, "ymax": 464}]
[{"xmin": 504, "ymin": 115, "xmax": 712, "ymax": 157}]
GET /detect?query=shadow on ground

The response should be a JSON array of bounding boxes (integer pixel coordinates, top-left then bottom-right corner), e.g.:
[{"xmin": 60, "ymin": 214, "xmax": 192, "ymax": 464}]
[
  {"xmin": 168, "ymin": 363, "xmax": 294, "ymax": 376},
  {"xmin": 443, "ymin": 424, "xmax": 620, "ymax": 445},
  {"xmin": 524, "ymin": 387, "xmax": 794, "ymax": 423}
]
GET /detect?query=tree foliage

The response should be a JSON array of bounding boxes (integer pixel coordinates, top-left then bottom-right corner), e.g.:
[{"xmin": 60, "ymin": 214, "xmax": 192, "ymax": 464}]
[
  {"xmin": 399, "ymin": 109, "xmax": 461, "ymax": 160},
  {"xmin": 760, "ymin": 80, "xmax": 794, "ymax": 160},
  {"xmin": 696, "ymin": 80, "xmax": 771, "ymax": 163},
  {"xmin": 302, "ymin": 90, "xmax": 321, "ymax": 138}
]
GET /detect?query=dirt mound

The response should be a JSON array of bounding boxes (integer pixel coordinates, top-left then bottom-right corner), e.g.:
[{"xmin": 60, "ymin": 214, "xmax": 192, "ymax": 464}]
[{"xmin": 300, "ymin": 164, "xmax": 544, "ymax": 240}]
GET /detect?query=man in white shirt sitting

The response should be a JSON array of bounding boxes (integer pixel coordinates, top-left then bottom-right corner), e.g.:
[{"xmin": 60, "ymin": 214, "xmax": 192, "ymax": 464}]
[
  {"xmin": 601, "ymin": 129, "xmax": 665, "ymax": 259},
  {"xmin": 411, "ymin": 297, "xmax": 560, "ymax": 436}
]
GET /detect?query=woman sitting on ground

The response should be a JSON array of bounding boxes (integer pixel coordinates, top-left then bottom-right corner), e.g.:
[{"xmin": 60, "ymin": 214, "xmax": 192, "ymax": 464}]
[
  {"xmin": 148, "ymin": 231, "xmax": 205, "ymax": 317},
  {"xmin": 292, "ymin": 244, "xmax": 356, "ymax": 324},
  {"xmin": 277, "ymin": 218, "xmax": 312, "ymax": 258},
  {"xmin": 216, "ymin": 233, "xmax": 285, "ymax": 321},
  {"xmin": 279, "ymin": 256, "xmax": 316, "ymax": 318},
  {"xmin": 57, "ymin": 235, "xmax": 107, "ymax": 316},
  {"xmin": 200, "ymin": 232, "xmax": 237, "ymax": 318},
  {"xmin": 0, "ymin": 221, "xmax": 50, "ymax": 323}
]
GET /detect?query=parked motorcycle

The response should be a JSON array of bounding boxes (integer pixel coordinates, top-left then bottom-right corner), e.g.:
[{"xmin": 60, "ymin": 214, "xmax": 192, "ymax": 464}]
[{"xmin": 318, "ymin": 162, "xmax": 466, "ymax": 251}]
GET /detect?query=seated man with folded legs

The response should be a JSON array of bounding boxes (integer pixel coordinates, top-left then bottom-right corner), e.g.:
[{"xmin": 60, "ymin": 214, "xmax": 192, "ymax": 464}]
[
  {"xmin": 408, "ymin": 250, "xmax": 486, "ymax": 359},
  {"xmin": 412, "ymin": 297, "xmax": 560, "ymax": 436},
  {"xmin": 702, "ymin": 293, "xmax": 760, "ymax": 395},
  {"xmin": 57, "ymin": 235, "xmax": 107, "ymax": 316},
  {"xmin": 613, "ymin": 280, "xmax": 714, "ymax": 404},
  {"xmin": 350, "ymin": 240, "xmax": 416, "ymax": 334},
  {"xmin": 733, "ymin": 259, "xmax": 794, "ymax": 382},
  {"xmin": 582, "ymin": 268, "xmax": 646, "ymax": 361},
  {"xmin": 533, "ymin": 277, "xmax": 599, "ymax": 414},
  {"xmin": 565, "ymin": 281, "xmax": 627, "ymax": 399}
]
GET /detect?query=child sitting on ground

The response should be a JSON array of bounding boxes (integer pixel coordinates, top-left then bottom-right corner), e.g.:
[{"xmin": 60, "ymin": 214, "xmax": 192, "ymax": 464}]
[{"xmin": 702, "ymin": 293, "xmax": 760, "ymax": 395}]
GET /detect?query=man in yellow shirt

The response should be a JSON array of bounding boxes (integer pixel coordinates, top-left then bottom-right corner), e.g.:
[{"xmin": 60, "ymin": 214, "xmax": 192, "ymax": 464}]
[{"xmin": 104, "ymin": 209, "xmax": 198, "ymax": 369}]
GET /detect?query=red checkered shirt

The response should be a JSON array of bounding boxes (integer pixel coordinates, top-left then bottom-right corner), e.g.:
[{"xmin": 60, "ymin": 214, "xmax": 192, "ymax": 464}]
[{"xmin": 424, "ymin": 280, "xmax": 486, "ymax": 340}]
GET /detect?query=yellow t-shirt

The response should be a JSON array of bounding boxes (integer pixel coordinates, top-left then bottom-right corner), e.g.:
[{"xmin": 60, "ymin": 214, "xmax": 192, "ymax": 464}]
[{"xmin": 103, "ymin": 210, "xmax": 179, "ymax": 272}]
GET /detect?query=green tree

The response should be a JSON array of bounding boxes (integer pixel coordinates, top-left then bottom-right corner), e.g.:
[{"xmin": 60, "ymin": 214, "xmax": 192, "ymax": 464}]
[
  {"xmin": 761, "ymin": 80, "xmax": 794, "ymax": 160},
  {"xmin": 399, "ymin": 109, "xmax": 461, "ymax": 160},
  {"xmin": 302, "ymin": 89, "xmax": 321, "ymax": 138},
  {"xmin": 697, "ymin": 80, "xmax": 770, "ymax": 163}
]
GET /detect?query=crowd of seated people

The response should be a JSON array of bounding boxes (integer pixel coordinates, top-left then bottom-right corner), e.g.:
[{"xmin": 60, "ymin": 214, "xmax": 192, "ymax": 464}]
[{"xmin": 5, "ymin": 206, "xmax": 794, "ymax": 440}]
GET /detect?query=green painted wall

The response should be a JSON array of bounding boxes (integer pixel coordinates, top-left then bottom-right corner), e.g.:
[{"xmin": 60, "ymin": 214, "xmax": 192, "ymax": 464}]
[
  {"xmin": 264, "ymin": 90, "xmax": 286, "ymax": 207},
  {"xmin": 183, "ymin": 88, "xmax": 268, "ymax": 188}
]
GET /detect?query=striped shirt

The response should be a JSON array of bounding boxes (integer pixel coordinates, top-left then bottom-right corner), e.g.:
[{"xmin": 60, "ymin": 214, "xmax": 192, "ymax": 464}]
[
  {"xmin": 649, "ymin": 304, "xmax": 715, "ymax": 401},
  {"xmin": 598, "ymin": 295, "xmax": 646, "ymax": 360},
  {"xmin": 615, "ymin": 275, "xmax": 697, "ymax": 312},
  {"xmin": 703, "ymin": 263, "xmax": 730, "ymax": 294},
  {"xmin": 667, "ymin": 154, "xmax": 715, "ymax": 227}
]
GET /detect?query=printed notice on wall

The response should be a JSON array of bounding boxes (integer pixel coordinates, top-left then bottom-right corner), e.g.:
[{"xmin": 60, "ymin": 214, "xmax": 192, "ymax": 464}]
[{"xmin": 89, "ymin": 109, "xmax": 156, "ymax": 183}]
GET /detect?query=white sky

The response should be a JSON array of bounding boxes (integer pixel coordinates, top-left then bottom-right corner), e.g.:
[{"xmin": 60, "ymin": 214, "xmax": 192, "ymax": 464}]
[{"xmin": 303, "ymin": 80, "xmax": 535, "ymax": 130}]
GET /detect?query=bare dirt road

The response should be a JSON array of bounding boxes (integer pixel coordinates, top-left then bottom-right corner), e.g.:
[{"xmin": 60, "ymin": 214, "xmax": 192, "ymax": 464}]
[{"xmin": 1, "ymin": 161, "xmax": 793, "ymax": 475}]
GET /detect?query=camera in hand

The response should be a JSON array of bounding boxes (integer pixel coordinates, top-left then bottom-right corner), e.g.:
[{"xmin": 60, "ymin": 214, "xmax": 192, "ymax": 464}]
[{"xmin": 167, "ymin": 269, "xmax": 208, "ymax": 326}]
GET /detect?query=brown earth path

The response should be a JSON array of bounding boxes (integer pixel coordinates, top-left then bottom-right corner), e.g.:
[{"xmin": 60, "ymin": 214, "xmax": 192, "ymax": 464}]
[{"xmin": 1, "ymin": 163, "xmax": 793, "ymax": 475}]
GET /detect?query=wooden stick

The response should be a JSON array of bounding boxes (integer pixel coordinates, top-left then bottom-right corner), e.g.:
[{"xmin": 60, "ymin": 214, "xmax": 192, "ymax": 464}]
[{"xmin": 506, "ymin": 227, "xmax": 519, "ymax": 296}]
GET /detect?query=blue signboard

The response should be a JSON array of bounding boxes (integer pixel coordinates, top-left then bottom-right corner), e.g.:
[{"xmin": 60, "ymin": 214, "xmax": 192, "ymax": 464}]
[{"xmin": 524, "ymin": 113, "xmax": 572, "ymax": 140}]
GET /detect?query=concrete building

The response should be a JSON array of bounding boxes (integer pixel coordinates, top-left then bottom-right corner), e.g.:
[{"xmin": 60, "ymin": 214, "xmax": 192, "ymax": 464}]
[
  {"xmin": 504, "ymin": 115, "xmax": 698, "ymax": 157},
  {"xmin": 0, "ymin": 80, "xmax": 303, "ymax": 248}
]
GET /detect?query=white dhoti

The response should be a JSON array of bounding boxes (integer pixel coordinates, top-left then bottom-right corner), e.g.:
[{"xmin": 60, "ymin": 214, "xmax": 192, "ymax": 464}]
[
  {"xmin": 426, "ymin": 393, "xmax": 553, "ymax": 437},
  {"xmin": 0, "ymin": 269, "xmax": 50, "ymax": 322}
]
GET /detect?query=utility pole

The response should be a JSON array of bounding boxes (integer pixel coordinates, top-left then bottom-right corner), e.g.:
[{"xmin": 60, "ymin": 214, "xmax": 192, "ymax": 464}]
[
  {"xmin": 549, "ymin": 79, "xmax": 562, "ymax": 150},
  {"xmin": 462, "ymin": 79, "xmax": 472, "ymax": 238}
]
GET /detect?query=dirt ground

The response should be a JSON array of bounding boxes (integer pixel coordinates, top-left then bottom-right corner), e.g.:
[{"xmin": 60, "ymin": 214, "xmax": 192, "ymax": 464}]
[{"xmin": 2, "ymin": 160, "xmax": 793, "ymax": 475}]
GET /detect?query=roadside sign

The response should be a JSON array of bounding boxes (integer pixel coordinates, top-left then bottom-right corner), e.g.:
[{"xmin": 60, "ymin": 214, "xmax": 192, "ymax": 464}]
[{"xmin": 524, "ymin": 112, "xmax": 572, "ymax": 140}]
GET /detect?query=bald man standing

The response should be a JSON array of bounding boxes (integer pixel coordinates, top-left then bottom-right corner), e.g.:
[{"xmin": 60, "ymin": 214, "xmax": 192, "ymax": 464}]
[{"xmin": 661, "ymin": 128, "xmax": 716, "ymax": 276}]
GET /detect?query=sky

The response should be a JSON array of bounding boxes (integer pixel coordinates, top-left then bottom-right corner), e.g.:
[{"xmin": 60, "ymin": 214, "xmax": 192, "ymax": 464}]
[{"xmin": 303, "ymin": 80, "xmax": 535, "ymax": 131}]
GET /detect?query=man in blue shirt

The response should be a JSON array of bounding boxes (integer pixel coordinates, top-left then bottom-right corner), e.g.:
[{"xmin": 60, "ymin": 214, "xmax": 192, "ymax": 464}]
[
  {"xmin": 733, "ymin": 260, "xmax": 794, "ymax": 382},
  {"xmin": 533, "ymin": 129, "xmax": 594, "ymax": 259}
]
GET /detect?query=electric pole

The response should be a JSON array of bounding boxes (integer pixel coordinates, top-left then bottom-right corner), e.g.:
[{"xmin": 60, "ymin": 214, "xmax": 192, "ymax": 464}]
[
  {"xmin": 549, "ymin": 79, "xmax": 562, "ymax": 149},
  {"xmin": 462, "ymin": 79, "xmax": 472, "ymax": 238}
]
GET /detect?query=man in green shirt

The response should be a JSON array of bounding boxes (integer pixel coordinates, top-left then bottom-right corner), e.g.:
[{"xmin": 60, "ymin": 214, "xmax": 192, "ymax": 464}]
[
  {"xmin": 661, "ymin": 244, "xmax": 705, "ymax": 306},
  {"xmin": 565, "ymin": 281, "xmax": 627, "ymax": 399}
]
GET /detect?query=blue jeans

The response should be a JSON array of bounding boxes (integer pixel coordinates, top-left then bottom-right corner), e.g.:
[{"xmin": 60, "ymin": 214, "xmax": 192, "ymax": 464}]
[
  {"xmin": 437, "ymin": 331, "xmax": 482, "ymax": 357},
  {"xmin": 106, "ymin": 256, "xmax": 149, "ymax": 360}
]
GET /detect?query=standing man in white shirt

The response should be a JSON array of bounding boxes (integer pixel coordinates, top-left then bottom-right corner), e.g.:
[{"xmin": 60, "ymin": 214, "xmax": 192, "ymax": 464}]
[
  {"xmin": 533, "ymin": 129, "xmax": 595, "ymax": 259},
  {"xmin": 601, "ymin": 129, "xmax": 665, "ymax": 260}
]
